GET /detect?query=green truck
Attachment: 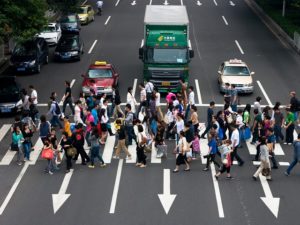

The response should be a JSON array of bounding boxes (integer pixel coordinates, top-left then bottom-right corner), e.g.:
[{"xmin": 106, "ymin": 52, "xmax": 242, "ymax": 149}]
[{"xmin": 139, "ymin": 5, "xmax": 194, "ymax": 92}]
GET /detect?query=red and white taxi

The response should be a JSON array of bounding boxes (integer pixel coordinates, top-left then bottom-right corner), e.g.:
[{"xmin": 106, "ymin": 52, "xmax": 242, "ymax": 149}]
[{"xmin": 81, "ymin": 61, "xmax": 119, "ymax": 96}]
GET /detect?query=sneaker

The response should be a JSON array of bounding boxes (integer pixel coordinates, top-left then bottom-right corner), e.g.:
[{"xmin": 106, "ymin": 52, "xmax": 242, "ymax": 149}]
[
  {"xmin": 88, "ymin": 165, "xmax": 95, "ymax": 168},
  {"xmin": 284, "ymin": 171, "xmax": 290, "ymax": 176},
  {"xmin": 17, "ymin": 162, "xmax": 22, "ymax": 166},
  {"xmin": 139, "ymin": 164, "xmax": 147, "ymax": 168},
  {"xmin": 252, "ymin": 176, "xmax": 257, "ymax": 181},
  {"xmin": 112, "ymin": 155, "xmax": 119, "ymax": 159},
  {"xmin": 49, "ymin": 171, "xmax": 53, "ymax": 175},
  {"xmin": 226, "ymin": 176, "xmax": 234, "ymax": 180},
  {"xmin": 203, "ymin": 168, "xmax": 209, "ymax": 171},
  {"xmin": 214, "ymin": 175, "xmax": 219, "ymax": 180},
  {"xmin": 135, "ymin": 163, "xmax": 142, "ymax": 167},
  {"xmin": 100, "ymin": 163, "xmax": 107, "ymax": 168},
  {"xmin": 272, "ymin": 166, "xmax": 279, "ymax": 169},
  {"xmin": 283, "ymin": 142, "xmax": 287, "ymax": 145},
  {"xmin": 288, "ymin": 143, "xmax": 292, "ymax": 145},
  {"xmin": 126, "ymin": 156, "xmax": 132, "ymax": 160}
]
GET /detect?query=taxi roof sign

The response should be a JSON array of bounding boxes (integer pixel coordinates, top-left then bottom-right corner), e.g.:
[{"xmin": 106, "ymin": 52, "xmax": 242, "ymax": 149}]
[
  {"xmin": 229, "ymin": 59, "xmax": 242, "ymax": 64},
  {"xmin": 95, "ymin": 61, "xmax": 107, "ymax": 66}
]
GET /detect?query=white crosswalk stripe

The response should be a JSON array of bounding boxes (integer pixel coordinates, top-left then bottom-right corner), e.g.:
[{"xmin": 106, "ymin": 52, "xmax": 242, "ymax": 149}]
[
  {"xmin": 0, "ymin": 124, "xmax": 11, "ymax": 142},
  {"xmin": 0, "ymin": 150, "xmax": 17, "ymax": 165}
]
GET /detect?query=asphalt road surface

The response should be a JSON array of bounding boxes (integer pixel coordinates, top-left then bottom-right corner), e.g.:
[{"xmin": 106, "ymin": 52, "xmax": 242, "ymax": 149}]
[{"xmin": 1, "ymin": 0, "xmax": 300, "ymax": 225}]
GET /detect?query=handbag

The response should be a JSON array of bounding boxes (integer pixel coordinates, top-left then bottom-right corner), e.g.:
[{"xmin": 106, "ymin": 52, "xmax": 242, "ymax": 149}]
[
  {"xmin": 41, "ymin": 147, "xmax": 54, "ymax": 160},
  {"xmin": 10, "ymin": 143, "xmax": 19, "ymax": 151},
  {"xmin": 67, "ymin": 147, "xmax": 77, "ymax": 157}
]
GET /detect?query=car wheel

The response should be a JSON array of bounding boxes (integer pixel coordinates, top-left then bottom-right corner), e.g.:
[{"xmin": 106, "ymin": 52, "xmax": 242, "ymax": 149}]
[
  {"xmin": 45, "ymin": 55, "xmax": 49, "ymax": 64},
  {"xmin": 36, "ymin": 64, "xmax": 41, "ymax": 74}
]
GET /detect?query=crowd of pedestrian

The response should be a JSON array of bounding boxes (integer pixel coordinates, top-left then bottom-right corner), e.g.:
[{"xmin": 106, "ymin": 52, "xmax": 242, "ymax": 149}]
[{"xmin": 10, "ymin": 81, "xmax": 300, "ymax": 179}]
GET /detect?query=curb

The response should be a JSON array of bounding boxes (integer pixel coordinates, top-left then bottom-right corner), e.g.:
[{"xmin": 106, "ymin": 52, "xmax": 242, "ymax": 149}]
[{"xmin": 244, "ymin": 0, "xmax": 300, "ymax": 54}]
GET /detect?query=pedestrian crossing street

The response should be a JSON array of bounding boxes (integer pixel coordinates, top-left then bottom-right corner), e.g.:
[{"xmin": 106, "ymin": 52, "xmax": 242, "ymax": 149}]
[{"xmin": 0, "ymin": 123, "xmax": 298, "ymax": 167}]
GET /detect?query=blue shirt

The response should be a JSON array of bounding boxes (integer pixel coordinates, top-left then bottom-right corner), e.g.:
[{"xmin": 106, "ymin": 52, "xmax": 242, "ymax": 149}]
[
  {"xmin": 208, "ymin": 138, "xmax": 218, "ymax": 154},
  {"xmin": 91, "ymin": 108, "xmax": 98, "ymax": 125}
]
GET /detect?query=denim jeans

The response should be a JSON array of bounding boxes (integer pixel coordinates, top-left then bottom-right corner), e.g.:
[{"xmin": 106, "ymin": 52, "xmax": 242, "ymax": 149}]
[
  {"xmin": 50, "ymin": 115, "xmax": 62, "ymax": 128},
  {"xmin": 90, "ymin": 145, "xmax": 104, "ymax": 165},
  {"xmin": 184, "ymin": 104, "xmax": 191, "ymax": 122},
  {"xmin": 287, "ymin": 145, "xmax": 300, "ymax": 174},
  {"xmin": 274, "ymin": 124, "xmax": 284, "ymax": 142},
  {"xmin": 126, "ymin": 125, "xmax": 134, "ymax": 145},
  {"xmin": 17, "ymin": 143, "xmax": 23, "ymax": 162},
  {"xmin": 23, "ymin": 142, "xmax": 31, "ymax": 160}
]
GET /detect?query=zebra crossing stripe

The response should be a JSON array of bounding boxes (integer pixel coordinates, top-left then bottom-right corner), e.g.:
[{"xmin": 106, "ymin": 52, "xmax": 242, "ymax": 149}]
[
  {"xmin": 28, "ymin": 138, "xmax": 44, "ymax": 165},
  {"xmin": 0, "ymin": 150, "xmax": 16, "ymax": 165},
  {"xmin": 0, "ymin": 124, "xmax": 11, "ymax": 142}
]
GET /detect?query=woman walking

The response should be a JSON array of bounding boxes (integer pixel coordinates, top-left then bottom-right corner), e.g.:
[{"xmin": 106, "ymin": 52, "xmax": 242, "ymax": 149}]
[
  {"xmin": 99, "ymin": 108, "xmax": 109, "ymax": 144},
  {"xmin": 253, "ymin": 136, "xmax": 272, "ymax": 181},
  {"xmin": 215, "ymin": 140, "xmax": 233, "ymax": 179},
  {"xmin": 173, "ymin": 131, "xmax": 190, "ymax": 172},
  {"xmin": 88, "ymin": 127, "xmax": 106, "ymax": 168},
  {"xmin": 113, "ymin": 89, "xmax": 124, "ymax": 118},
  {"xmin": 12, "ymin": 126, "xmax": 24, "ymax": 166},
  {"xmin": 43, "ymin": 139, "xmax": 55, "ymax": 175},
  {"xmin": 203, "ymin": 132, "xmax": 220, "ymax": 171},
  {"xmin": 38, "ymin": 115, "xmax": 51, "ymax": 144},
  {"xmin": 136, "ymin": 125, "xmax": 147, "ymax": 168},
  {"xmin": 113, "ymin": 119, "xmax": 132, "ymax": 159},
  {"xmin": 126, "ymin": 87, "xmax": 137, "ymax": 114},
  {"xmin": 190, "ymin": 105, "xmax": 199, "ymax": 133},
  {"xmin": 22, "ymin": 123, "xmax": 33, "ymax": 161},
  {"xmin": 59, "ymin": 132, "xmax": 73, "ymax": 173}
]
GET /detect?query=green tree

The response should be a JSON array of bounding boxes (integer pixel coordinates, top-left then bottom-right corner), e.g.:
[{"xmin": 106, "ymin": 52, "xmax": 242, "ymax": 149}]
[
  {"xmin": 0, "ymin": 0, "xmax": 48, "ymax": 42},
  {"xmin": 47, "ymin": 0, "xmax": 81, "ymax": 14}
]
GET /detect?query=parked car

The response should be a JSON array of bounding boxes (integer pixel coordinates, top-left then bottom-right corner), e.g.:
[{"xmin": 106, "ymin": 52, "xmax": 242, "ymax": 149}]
[
  {"xmin": 37, "ymin": 23, "xmax": 62, "ymax": 45},
  {"xmin": 78, "ymin": 5, "xmax": 95, "ymax": 24},
  {"xmin": 81, "ymin": 61, "xmax": 119, "ymax": 96},
  {"xmin": 59, "ymin": 14, "xmax": 81, "ymax": 34},
  {"xmin": 10, "ymin": 37, "xmax": 49, "ymax": 74},
  {"xmin": 218, "ymin": 59, "xmax": 255, "ymax": 94},
  {"xmin": 54, "ymin": 34, "xmax": 84, "ymax": 61},
  {"xmin": 0, "ymin": 76, "xmax": 22, "ymax": 114}
]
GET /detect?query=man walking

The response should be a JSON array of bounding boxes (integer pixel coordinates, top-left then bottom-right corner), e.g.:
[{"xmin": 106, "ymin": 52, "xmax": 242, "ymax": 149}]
[
  {"xmin": 48, "ymin": 96, "xmax": 63, "ymax": 129},
  {"xmin": 125, "ymin": 104, "xmax": 134, "ymax": 145},
  {"xmin": 145, "ymin": 81, "xmax": 154, "ymax": 106},
  {"xmin": 201, "ymin": 101, "xmax": 215, "ymax": 139},
  {"xmin": 230, "ymin": 84, "xmax": 238, "ymax": 112},
  {"xmin": 185, "ymin": 86, "xmax": 195, "ymax": 121},
  {"xmin": 230, "ymin": 125, "xmax": 244, "ymax": 166},
  {"xmin": 62, "ymin": 81, "xmax": 75, "ymax": 116},
  {"xmin": 285, "ymin": 133, "xmax": 300, "ymax": 176}
]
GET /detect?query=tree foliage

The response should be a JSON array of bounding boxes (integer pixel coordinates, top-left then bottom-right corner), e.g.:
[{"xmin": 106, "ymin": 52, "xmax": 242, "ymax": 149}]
[
  {"xmin": 46, "ymin": 0, "xmax": 82, "ymax": 14},
  {"xmin": 0, "ymin": 0, "xmax": 48, "ymax": 42}
]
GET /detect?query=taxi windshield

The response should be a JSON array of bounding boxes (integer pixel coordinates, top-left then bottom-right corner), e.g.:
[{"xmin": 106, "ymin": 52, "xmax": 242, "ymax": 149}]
[
  {"xmin": 79, "ymin": 7, "xmax": 88, "ymax": 14},
  {"xmin": 223, "ymin": 66, "xmax": 250, "ymax": 76},
  {"xmin": 88, "ymin": 69, "xmax": 112, "ymax": 78}
]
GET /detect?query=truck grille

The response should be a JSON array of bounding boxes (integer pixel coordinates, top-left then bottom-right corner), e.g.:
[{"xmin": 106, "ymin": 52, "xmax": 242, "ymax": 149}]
[
  {"xmin": 150, "ymin": 70, "xmax": 182, "ymax": 79},
  {"xmin": 150, "ymin": 79, "xmax": 180, "ymax": 90}
]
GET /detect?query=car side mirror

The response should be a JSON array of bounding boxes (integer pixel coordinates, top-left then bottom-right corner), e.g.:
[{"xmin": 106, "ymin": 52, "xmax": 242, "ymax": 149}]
[
  {"xmin": 139, "ymin": 47, "xmax": 144, "ymax": 60},
  {"xmin": 250, "ymin": 71, "xmax": 255, "ymax": 75},
  {"xmin": 218, "ymin": 71, "xmax": 222, "ymax": 75},
  {"xmin": 189, "ymin": 50, "xmax": 194, "ymax": 59}
]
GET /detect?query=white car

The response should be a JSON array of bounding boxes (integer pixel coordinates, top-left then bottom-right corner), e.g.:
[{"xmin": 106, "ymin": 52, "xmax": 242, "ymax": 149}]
[{"xmin": 38, "ymin": 23, "xmax": 62, "ymax": 45}]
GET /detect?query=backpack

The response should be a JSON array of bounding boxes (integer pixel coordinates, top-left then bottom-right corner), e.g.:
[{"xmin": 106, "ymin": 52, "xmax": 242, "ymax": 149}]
[
  {"xmin": 40, "ymin": 121, "xmax": 50, "ymax": 137},
  {"xmin": 54, "ymin": 102, "xmax": 61, "ymax": 115}
]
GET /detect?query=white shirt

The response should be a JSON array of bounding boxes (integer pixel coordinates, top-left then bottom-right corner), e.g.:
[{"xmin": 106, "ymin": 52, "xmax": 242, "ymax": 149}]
[
  {"xmin": 96, "ymin": 1, "xmax": 103, "ymax": 8},
  {"xmin": 31, "ymin": 89, "xmax": 38, "ymax": 105},
  {"xmin": 188, "ymin": 91, "xmax": 195, "ymax": 105},
  {"xmin": 127, "ymin": 93, "xmax": 137, "ymax": 113},
  {"xmin": 155, "ymin": 92, "xmax": 161, "ymax": 106},
  {"xmin": 254, "ymin": 101, "xmax": 262, "ymax": 114},
  {"xmin": 140, "ymin": 89, "xmax": 146, "ymax": 102},
  {"xmin": 74, "ymin": 105, "xmax": 83, "ymax": 124},
  {"xmin": 176, "ymin": 119, "xmax": 184, "ymax": 134},
  {"xmin": 231, "ymin": 129, "xmax": 240, "ymax": 147},
  {"xmin": 102, "ymin": 104, "xmax": 108, "ymax": 118},
  {"xmin": 236, "ymin": 114, "xmax": 244, "ymax": 129},
  {"xmin": 145, "ymin": 82, "xmax": 154, "ymax": 93}
]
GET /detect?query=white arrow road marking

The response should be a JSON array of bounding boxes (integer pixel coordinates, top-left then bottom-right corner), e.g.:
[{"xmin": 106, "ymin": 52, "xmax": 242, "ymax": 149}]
[
  {"xmin": 256, "ymin": 80, "xmax": 273, "ymax": 106},
  {"xmin": 105, "ymin": 16, "xmax": 111, "ymax": 25},
  {"xmin": 109, "ymin": 159, "xmax": 124, "ymax": 213},
  {"xmin": 163, "ymin": 0, "xmax": 169, "ymax": 5},
  {"xmin": 197, "ymin": 0, "xmax": 202, "ymax": 6},
  {"xmin": 131, "ymin": 0, "xmax": 136, "ymax": 5},
  {"xmin": 259, "ymin": 174, "xmax": 280, "ymax": 218},
  {"xmin": 213, "ymin": 0, "xmax": 218, "ymax": 6},
  {"xmin": 140, "ymin": 39, "xmax": 144, "ymax": 48},
  {"xmin": 222, "ymin": 16, "xmax": 228, "ymax": 26},
  {"xmin": 229, "ymin": 1, "xmax": 235, "ymax": 6},
  {"xmin": 115, "ymin": 0, "xmax": 120, "ymax": 6},
  {"xmin": 180, "ymin": 0, "xmax": 183, "ymax": 5},
  {"xmin": 132, "ymin": 78, "xmax": 138, "ymax": 97},
  {"xmin": 88, "ymin": 40, "xmax": 98, "ymax": 54},
  {"xmin": 52, "ymin": 169, "xmax": 74, "ymax": 214},
  {"xmin": 0, "ymin": 163, "xmax": 29, "ymax": 215},
  {"xmin": 158, "ymin": 169, "xmax": 176, "ymax": 214}
]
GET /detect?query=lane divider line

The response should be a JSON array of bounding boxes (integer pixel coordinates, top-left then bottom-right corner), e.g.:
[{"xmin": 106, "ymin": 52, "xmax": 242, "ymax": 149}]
[
  {"xmin": 222, "ymin": 16, "xmax": 228, "ymax": 26},
  {"xmin": 105, "ymin": 16, "xmax": 111, "ymax": 25},
  {"xmin": 109, "ymin": 159, "xmax": 123, "ymax": 214},
  {"xmin": 149, "ymin": 0, "xmax": 152, "ymax": 4},
  {"xmin": 235, "ymin": 40, "xmax": 244, "ymax": 54},
  {"xmin": 213, "ymin": 0, "xmax": 218, "ymax": 6},
  {"xmin": 115, "ymin": 0, "xmax": 120, "ymax": 6},
  {"xmin": 256, "ymin": 80, "xmax": 273, "ymax": 106},
  {"xmin": 132, "ymin": 78, "xmax": 138, "ymax": 97},
  {"xmin": 88, "ymin": 40, "xmax": 98, "ymax": 54},
  {"xmin": 195, "ymin": 79, "xmax": 203, "ymax": 105}
]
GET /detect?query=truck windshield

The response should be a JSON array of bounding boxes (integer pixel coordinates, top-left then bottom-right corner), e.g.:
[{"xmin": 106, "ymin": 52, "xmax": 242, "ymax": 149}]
[{"xmin": 146, "ymin": 48, "xmax": 188, "ymax": 63}]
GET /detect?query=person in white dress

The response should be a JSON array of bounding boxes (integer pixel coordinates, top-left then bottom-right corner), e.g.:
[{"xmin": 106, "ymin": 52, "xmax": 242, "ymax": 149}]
[{"xmin": 126, "ymin": 87, "xmax": 137, "ymax": 114}]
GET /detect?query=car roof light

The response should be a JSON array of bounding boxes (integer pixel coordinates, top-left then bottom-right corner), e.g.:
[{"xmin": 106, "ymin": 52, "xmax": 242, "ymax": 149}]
[
  {"xmin": 229, "ymin": 59, "xmax": 242, "ymax": 64},
  {"xmin": 95, "ymin": 61, "xmax": 107, "ymax": 66}
]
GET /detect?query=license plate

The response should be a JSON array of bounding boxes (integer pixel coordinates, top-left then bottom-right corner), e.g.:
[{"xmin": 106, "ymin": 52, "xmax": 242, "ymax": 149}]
[
  {"xmin": 17, "ymin": 67, "xmax": 25, "ymax": 71},
  {"xmin": 162, "ymin": 81, "xmax": 170, "ymax": 86},
  {"xmin": 1, "ymin": 108, "xmax": 11, "ymax": 113},
  {"xmin": 61, "ymin": 55, "xmax": 69, "ymax": 59}
]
